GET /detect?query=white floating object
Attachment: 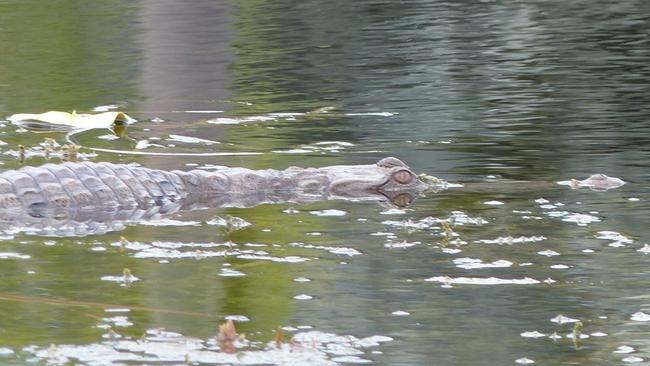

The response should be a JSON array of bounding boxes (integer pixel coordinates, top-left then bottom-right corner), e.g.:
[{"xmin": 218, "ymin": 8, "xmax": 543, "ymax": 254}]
[
  {"xmin": 630, "ymin": 312, "xmax": 650, "ymax": 322},
  {"xmin": 309, "ymin": 209, "xmax": 347, "ymax": 217},
  {"xmin": 391, "ymin": 310, "xmax": 410, "ymax": 316},
  {"xmin": 224, "ymin": 315, "xmax": 249, "ymax": 322},
  {"xmin": 484, "ymin": 200, "xmax": 504, "ymax": 206},
  {"xmin": 538, "ymin": 250, "xmax": 560, "ymax": 257},
  {"xmin": 166, "ymin": 134, "xmax": 220, "ymax": 145},
  {"xmin": 425, "ymin": 276, "xmax": 539, "ymax": 286},
  {"xmin": 520, "ymin": 331, "xmax": 546, "ymax": 338},
  {"xmin": 637, "ymin": 244, "xmax": 650, "ymax": 254},
  {"xmin": 293, "ymin": 294, "xmax": 313, "ymax": 300},
  {"xmin": 614, "ymin": 345, "xmax": 635, "ymax": 354},
  {"xmin": 550, "ymin": 264, "xmax": 570, "ymax": 269},
  {"xmin": 515, "ymin": 358, "xmax": 535, "ymax": 365},
  {"xmin": 550, "ymin": 315, "xmax": 579, "ymax": 324},
  {"xmin": 453, "ymin": 258, "xmax": 512, "ymax": 269},
  {"xmin": 622, "ymin": 356, "xmax": 644, "ymax": 363},
  {"xmin": 219, "ymin": 269, "xmax": 246, "ymax": 277}
]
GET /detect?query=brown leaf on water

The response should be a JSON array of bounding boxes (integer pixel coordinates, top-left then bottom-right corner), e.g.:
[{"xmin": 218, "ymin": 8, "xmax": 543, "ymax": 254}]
[
  {"xmin": 275, "ymin": 326, "xmax": 283, "ymax": 349},
  {"xmin": 217, "ymin": 320, "xmax": 238, "ymax": 353}
]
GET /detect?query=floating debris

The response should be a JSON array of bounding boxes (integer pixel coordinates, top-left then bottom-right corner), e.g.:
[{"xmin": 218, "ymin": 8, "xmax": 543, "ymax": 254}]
[
  {"xmin": 550, "ymin": 264, "xmax": 570, "ymax": 269},
  {"xmin": 166, "ymin": 134, "xmax": 220, "ymax": 145},
  {"xmin": 537, "ymin": 250, "xmax": 560, "ymax": 257},
  {"xmin": 391, "ymin": 310, "xmax": 410, "ymax": 316},
  {"xmin": 515, "ymin": 357, "xmax": 535, "ymax": 365},
  {"xmin": 441, "ymin": 248, "xmax": 462, "ymax": 254},
  {"xmin": 596, "ymin": 231, "xmax": 633, "ymax": 247},
  {"xmin": 549, "ymin": 315, "xmax": 579, "ymax": 324},
  {"xmin": 571, "ymin": 321, "xmax": 583, "ymax": 344},
  {"xmin": 224, "ymin": 315, "xmax": 250, "ymax": 322},
  {"xmin": 236, "ymin": 254, "xmax": 308, "ymax": 263},
  {"xmin": 637, "ymin": 244, "xmax": 650, "ymax": 254},
  {"xmin": 520, "ymin": 331, "xmax": 546, "ymax": 338},
  {"xmin": 380, "ymin": 208, "xmax": 407, "ymax": 215},
  {"xmin": 293, "ymin": 294, "xmax": 313, "ymax": 300},
  {"xmin": 99, "ymin": 316, "xmax": 133, "ymax": 328},
  {"xmin": 544, "ymin": 211, "xmax": 601, "ymax": 226},
  {"xmin": 8, "ymin": 110, "xmax": 134, "ymax": 130},
  {"xmin": 0, "ymin": 252, "xmax": 30, "ymax": 259},
  {"xmin": 219, "ymin": 268, "xmax": 246, "ymax": 277},
  {"xmin": 217, "ymin": 320, "xmax": 244, "ymax": 354},
  {"xmin": 630, "ymin": 312, "xmax": 650, "ymax": 322},
  {"xmin": 289, "ymin": 242, "xmax": 362, "ymax": 256},
  {"xmin": 309, "ymin": 209, "xmax": 347, "ymax": 217},
  {"xmin": 621, "ymin": 356, "xmax": 644, "ymax": 363},
  {"xmin": 614, "ymin": 345, "xmax": 636, "ymax": 354},
  {"xmin": 207, "ymin": 216, "xmax": 252, "ymax": 232},
  {"xmin": 476, "ymin": 236, "xmax": 546, "ymax": 245},
  {"xmin": 483, "ymin": 200, "xmax": 504, "ymax": 206},
  {"xmin": 382, "ymin": 212, "xmax": 487, "ymax": 231},
  {"xmin": 557, "ymin": 174, "xmax": 625, "ymax": 191},
  {"xmin": 101, "ymin": 268, "xmax": 139, "ymax": 286},
  {"xmin": 384, "ymin": 241, "xmax": 419, "ymax": 249},
  {"xmin": 92, "ymin": 105, "xmax": 120, "ymax": 112},
  {"xmin": 425, "ymin": 276, "xmax": 540, "ymax": 286},
  {"xmin": 452, "ymin": 258, "xmax": 513, "ymax": 269}
]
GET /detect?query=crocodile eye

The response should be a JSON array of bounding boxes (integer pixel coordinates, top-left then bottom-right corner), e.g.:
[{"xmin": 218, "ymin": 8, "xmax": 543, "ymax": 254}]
[{"xmin": 393, "ymin": 170, "xmax": 413, "ymax": 184}]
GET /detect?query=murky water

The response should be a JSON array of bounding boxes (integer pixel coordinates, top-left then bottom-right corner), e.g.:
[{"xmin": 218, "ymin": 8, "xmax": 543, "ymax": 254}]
[{"xmin": 1, "ymin": 0, "xmax": 650, "ymax": 364}]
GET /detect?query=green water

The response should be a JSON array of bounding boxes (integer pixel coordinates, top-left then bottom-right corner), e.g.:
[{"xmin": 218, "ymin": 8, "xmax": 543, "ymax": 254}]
[{"xmin": 0, "ymin": 0, "xmax": 649, "ymax": 364}]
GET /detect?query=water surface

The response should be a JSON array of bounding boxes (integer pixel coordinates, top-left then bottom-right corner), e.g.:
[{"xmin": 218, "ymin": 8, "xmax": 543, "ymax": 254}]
[{"xmin": 0, "ymin": 0, "xmax": 649, "ymax": 364}]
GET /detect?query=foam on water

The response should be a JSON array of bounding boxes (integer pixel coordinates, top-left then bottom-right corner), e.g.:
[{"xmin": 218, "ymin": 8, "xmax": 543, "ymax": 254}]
[
  {"xmin": 166, "ymin": 134, "xmax": 221, "ymax": 145},
  {"xmin": 24, "ymin": 325, "xmax": 393, "ymax": 365},
  {"xmin": 274, "ymin": 141, "xmax": 355, "ymax": 154},
  {"xmin": 453, "ymin": 258, "xmax": 513, "ymax": 269},
  {"xmin": 310, "ymin": 209, "xmax": 347, "ymax": 217},
  {"xmin": 630, "ymin": 312, "xmax": 650, "ymax": 322},
  {"xmin": 475, "ymin": 236, "xmax": 546, "ymax": 245},
  {"xmin": 219, "ymin": 268, "xmax": 247, "ymax": 277},
  {"xmin": 537, "ymin": 250, "xmax": 560, "ymax": 257},
  {"xmin": 289, "ymin": 242, "xmax": 362, "ymax": 256},
  {"xmin": 549, "ymin": 315, "xmax": 579, "ymax": 324},
  {"xmin": 0, "ymin": 252, "xmax": 30, "ymax": 259},
  {"xmin": 384, "ymin": 241, "xmax": 419, "ymax": 249},
  {"xmin": 206, "ymin": 216, "xmax": 252, "ymax": 230},
  {"xmin": 425, "ymin": 276, "xmax": 540, "ymax": 286},
  {"xmin": 520, "ymin": 331, "xmax": 546, "ymax": 338}
]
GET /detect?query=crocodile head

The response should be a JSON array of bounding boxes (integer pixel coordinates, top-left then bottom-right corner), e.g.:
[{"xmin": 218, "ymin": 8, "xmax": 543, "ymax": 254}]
[{"xmin": 325, "ymin": 157, "xmax": 429, "ymax": 207}]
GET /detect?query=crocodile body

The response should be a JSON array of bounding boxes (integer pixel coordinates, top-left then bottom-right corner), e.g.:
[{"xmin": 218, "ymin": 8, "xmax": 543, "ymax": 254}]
[{"xmin": 0, "ymin": 157, "xmax": 427, "ymax": 237}]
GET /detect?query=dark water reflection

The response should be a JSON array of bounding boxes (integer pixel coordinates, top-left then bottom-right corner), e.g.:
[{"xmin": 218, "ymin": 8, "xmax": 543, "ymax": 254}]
[{"xmin": 0, "ymin": 0, "xmax": 650, "ymax": 364}]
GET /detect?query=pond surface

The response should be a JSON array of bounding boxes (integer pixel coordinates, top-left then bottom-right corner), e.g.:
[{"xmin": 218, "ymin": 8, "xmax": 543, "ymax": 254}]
[{"xmin": 1, "ymin": 0, "xmax": 650, "ymax": 365}]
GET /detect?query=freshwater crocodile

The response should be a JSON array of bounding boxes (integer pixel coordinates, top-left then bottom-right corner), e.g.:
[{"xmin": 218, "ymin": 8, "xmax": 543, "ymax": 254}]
[{"xmin": 0, "ymin": 157, "xmax": 428, "ymax": 237}]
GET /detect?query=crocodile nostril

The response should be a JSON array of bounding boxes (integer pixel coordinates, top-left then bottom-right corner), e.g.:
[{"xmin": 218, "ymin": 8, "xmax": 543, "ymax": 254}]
[
  {"xmin": 391, "ymin": 193, "xmax": 414, "ymax": 207},
  {"xmin": 393, "ymin": 170, "xmax": 413, "ymax": 184}
]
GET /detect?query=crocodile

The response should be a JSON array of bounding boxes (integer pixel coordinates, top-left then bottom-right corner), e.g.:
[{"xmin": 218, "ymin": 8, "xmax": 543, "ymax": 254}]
[{"xmin": 0, "ymin": 157, "xmax": 428, "ymax": 237}]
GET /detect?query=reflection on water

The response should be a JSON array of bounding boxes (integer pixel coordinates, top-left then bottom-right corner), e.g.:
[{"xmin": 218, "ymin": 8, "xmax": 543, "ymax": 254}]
[{"xmin": 1, "ymin": 0, "xmax": 650, "ymax": 364}]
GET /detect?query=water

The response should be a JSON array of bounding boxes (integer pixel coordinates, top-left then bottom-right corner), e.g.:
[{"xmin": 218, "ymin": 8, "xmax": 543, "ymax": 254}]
[{"xmin": 1, "ymin": 0, "xmax": 650, "ymax": 364}]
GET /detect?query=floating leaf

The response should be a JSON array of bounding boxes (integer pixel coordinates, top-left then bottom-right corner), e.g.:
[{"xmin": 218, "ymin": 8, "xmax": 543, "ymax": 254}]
[{"xmin": 8, "ymin": 111, "xmax": 135, "ymax": 130}]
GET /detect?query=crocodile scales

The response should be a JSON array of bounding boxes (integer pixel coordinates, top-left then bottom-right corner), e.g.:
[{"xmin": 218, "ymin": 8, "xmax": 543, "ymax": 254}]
[{"xmin": 0, "ymin": 157, "xmax": 428, "ymax": 237}]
